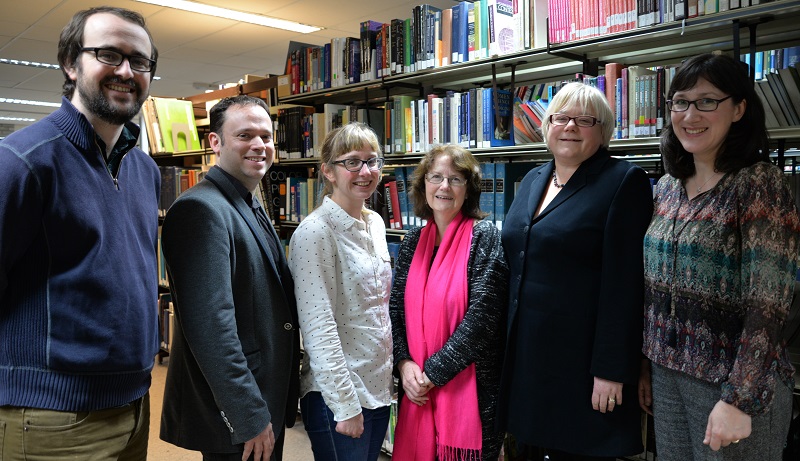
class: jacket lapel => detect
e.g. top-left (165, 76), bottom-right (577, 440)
top-left (204, 168), bottom-right (282, 281)
top-left (533, 149), bottom-right (611, 222)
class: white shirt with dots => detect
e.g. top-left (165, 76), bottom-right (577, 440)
top-left (288, 195), bottom-right (393, 422)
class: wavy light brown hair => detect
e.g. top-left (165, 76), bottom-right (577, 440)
top-left (408, 144), bottom-right (487, 220)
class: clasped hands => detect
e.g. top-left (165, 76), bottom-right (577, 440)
top-left (399, 359), bottom-right (434, 406)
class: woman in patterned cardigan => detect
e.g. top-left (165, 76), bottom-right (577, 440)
top-left (641, 53), bottom-right (800, 461)
top-left (389, 144), bottom-right (508, 461)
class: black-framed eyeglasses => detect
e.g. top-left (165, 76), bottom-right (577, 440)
top-left (425, 173), bottom-right (467, 187)
top-left (81, 47), bottom-right (156, 73)
top-left (331, 157), bottom-right (384, 172)
top-left (549, 114), bottom-right (601, 127)
top-left (666, 96), bottom-right (732, 112)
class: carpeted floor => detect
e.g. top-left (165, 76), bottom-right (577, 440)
top-left (148, 358), bottom-right (391, 460)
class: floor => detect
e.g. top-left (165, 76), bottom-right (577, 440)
top-left (147, 358), bottom-right (391, 460)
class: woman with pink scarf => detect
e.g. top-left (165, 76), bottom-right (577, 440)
top-left (389, 144), bottom-right (509, 461)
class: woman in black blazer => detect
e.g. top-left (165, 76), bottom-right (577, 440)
top-left (498, 82), bottom-right (654, 461)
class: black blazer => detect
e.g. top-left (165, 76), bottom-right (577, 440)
top-left (159, 167), bottom-right (300, 455)
top-left (498, 149), bottom-right (653, 457)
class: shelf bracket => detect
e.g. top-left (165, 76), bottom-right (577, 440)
top-left (545, 18), bottom-right (599, 76)
top-left (776, 138), bottom-right (786, 170)
top-left (363, 87), bottom-right (372, 126)
top-left (731, 16), bottom-right (773, 82)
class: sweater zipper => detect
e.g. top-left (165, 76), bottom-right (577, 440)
top-left (113, 151), bottom-right (130, 190)
top-left (96, 140), bottom-right (127, 190)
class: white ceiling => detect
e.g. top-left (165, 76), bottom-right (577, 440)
top-left (0, 0), bottom-right (456, 128)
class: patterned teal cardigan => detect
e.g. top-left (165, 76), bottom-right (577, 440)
top-left (643, 161), bottom-right (800, 416)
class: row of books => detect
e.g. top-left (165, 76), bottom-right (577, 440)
top-left (158, 165), bottom-right (207, 216)
top-left (275, 172), bottom-right (406, 231)
top-left (392, 161), bottom-right (537, 231)
top-left (549, 0), bottom-right (770, 44)
top-left (744, 47), bottom-right (800, 80)
top-left (273, 104), bottom-right (384, 159)
top-left (386, 89), bottom-right (515, 154)
top-left (259, 166), bottom-right (315, 224)
top-left (285, 0), bottom-right (547, 95)
top-left (141, 97), bottom-right (202, 155)
top-left (262, 158), bottom-right (538, 232)
top-left (275, 50), bottom-right (800, 160)
top-left (284, 0), bottom-right (778, 98)
top-left (275, 87), bottom-right (516, 159)
top-left (276, 63), bottom-right (669, 158)
top-left (754, 63), bottom-right (800, 128)
top-left (742, 47), bottom-right (800, 128)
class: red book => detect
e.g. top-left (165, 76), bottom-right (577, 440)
top-left (386, 179), bottom-right (403, 230)
top-left (604, 63), bottom-right (624, 122)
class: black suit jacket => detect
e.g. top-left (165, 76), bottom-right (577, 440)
top-left (498, 149), bottom-right (653, 457)
top-left (159, 166), bottom-right (300, 454)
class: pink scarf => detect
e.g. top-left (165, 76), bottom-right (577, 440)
top-left (393, 211), bottom-right (482, 461)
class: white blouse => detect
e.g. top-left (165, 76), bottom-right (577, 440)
top-left (288, 196), bottom-right (393, 421)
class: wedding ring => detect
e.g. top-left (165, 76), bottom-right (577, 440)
top-left (608, 398), bottom-right (616, 404)
top-left (732, 440), bottom-right (740, 444)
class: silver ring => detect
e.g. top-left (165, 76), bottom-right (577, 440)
top-left (608, 398), bottom-right (616, 404)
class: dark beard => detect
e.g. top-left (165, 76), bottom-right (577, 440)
top-left (80, 77), bottom-right (147, 126)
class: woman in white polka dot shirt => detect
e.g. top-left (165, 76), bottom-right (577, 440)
top-left (288, 122), bottom-right (393, 461)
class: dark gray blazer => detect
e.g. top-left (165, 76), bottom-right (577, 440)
top-left (159, 166), bottom-right (300, 454)
top-left (498, 149), bottom-right (653, 457)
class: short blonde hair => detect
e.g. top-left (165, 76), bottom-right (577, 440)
top-left (541, 82), bottom-right (614, 147)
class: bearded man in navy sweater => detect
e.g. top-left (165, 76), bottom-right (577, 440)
top-left (0, 6), bottom-right (160, 460)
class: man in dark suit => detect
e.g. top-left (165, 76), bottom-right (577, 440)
top-left (159, 95), bottom-right (300, 461)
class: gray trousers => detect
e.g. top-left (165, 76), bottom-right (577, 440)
top-left (651, 363), bottom-right (792, 461)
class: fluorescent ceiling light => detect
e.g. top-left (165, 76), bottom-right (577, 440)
top-left (0, 98), bottom-right (61, 108)
top-left (135, 0), bottom-right (322, 33)
top-left (0, 58), bottom-right (60, 70)
top-left (1, 57), bottom-right (161, 80)
top-left (0, 116), bottom-right (36, 122)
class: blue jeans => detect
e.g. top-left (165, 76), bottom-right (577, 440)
top-left (300, 391), bottom-right (390, 461)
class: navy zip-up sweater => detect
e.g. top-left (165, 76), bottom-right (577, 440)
top-left (0, 97), bottom-right (160, 411)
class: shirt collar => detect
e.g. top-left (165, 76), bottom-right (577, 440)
top-left (321, 195), bottom-right (371, 230)
top-left (94, 124), bottom-right (138, 158)
top-left (215, 166), bottom-right (258, 207)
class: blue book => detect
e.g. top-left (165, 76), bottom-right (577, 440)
top-left (482, 88), bottom-right (492, 148)
top-left (388, 242), bottom-right (402, 279)
top-left (394, 167), bottom-right (410, 228)
top-left (755, 51), bottom-right (765, 80)
top-left (480, 162), bottom-right (495, 226)
top-left (487, 88), bottom-right (515, 147)
top-left (453, 1), bottom-right (470, 64)
top-left (494, 161), bottom-right (536, 229)
top-left (323, 43), bottom-right (332, 88)
top-left (444, 90), bottom-right (454, 143)
top-left (615, 78), bottom-right (623, 139)
top-left (405, 165), bottom-right (419, 227)
top-left (451, 2), bottom-right (461, 64)
top-left (784, 46), bottom-right (800, 68)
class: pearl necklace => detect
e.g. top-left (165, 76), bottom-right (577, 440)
top-left (552, 172), bottom-right (566, 188)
